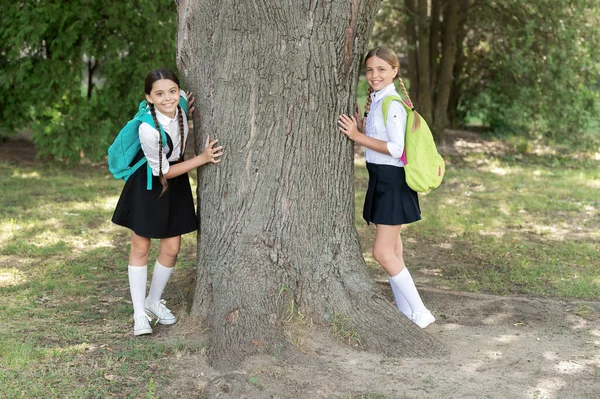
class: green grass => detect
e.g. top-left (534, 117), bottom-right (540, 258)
top-left (331, 313), bottom-right (362, 347)
top-left (0, 161), bottom-right (199, 398)
top-left (355, 144), bottom-right (600, 299)
top-left (0, 135), bottom-right (598, 397)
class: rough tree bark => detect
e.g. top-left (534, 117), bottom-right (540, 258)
top-left (403, 0), bottom-right (467, 142)
top-left (404, 0), bottom-right (419, 103)
top-left (176, 0), bottom-right (444, 370)
top-left (416, 0), bottom-right (433, 125)
top-left (431, 0), bottom-right (461, 141)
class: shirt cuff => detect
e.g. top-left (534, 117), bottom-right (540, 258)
top-left (387, 142), bottom-right (404, 159)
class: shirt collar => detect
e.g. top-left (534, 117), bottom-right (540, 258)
top-left (154, 106), bottom-right (179, 125)
top-left (371, 83), bottom-right (397, 104)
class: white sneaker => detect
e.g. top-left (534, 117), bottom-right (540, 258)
top-left (145, 299), bottom-right (177, 325)
top-left (133, 314), bottom-right (153, 336)
top-left (412, 310), bottom-right (435, 329)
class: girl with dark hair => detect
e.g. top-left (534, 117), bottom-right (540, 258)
top-left (337, 48), bottom-right (435, 328)
top-left (112, 68), bottom-right (223, 336)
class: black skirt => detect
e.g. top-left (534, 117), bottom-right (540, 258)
top-left (363, 163), bottom-right (421, 226)
top-left (111, 162), bottom-right (198, 239)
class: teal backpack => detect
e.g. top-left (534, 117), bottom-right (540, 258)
top-left (108, 95), bottom-right (188, 190)
top-left (382, 95), bottom-right (445, 193)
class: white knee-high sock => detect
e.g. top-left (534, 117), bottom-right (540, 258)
top-left (128, 265), bottom-right (147, 317)
top-left (388, 276), bottom-right (412, 317)
top-left (146, 260), bottom-right (174, 305)
top-left (389, 268), bottom-right (427, 313)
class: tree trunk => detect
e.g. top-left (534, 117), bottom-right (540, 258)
top-left (404, 0), bottom-right (419, 104)
top-left (429, 0), bottom-right (441, 93)
top-left (448, 1), bottom-right (469, 129)
top-left (416, 0), bottom-right (433, 126)
top-left (176, 0), bottom-right (443, 370)
top-left (432, 0), bottom-right (462, 142)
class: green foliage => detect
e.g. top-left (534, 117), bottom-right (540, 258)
top-left (461, 0), bottom-right (600, 147)
top-left (371, 0), bottom-right (600, 149)
top-left (0, 0), bottom-right (178, 162)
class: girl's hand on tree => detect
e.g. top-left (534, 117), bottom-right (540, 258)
top-left (354, 102), bottom-right (365, 133)
top-left (337, 114), bottom-right (361, 141)
top-left (200, 135), bottom-right (223, 164)
top-left (186, 91), bottom-right (196, 118)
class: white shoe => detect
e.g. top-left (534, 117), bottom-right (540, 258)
top-left (134, 314), bottom-right (153, 336)
top-left (412, 310), bottom-right (435, 329)
top-left (145, 299), bottom-right (177, 325)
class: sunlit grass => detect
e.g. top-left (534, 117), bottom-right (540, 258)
top-left (354, 145), bottom-right (600, 299)
top-left (0, 160), bottom-right (200, 398)
top-left (0, 135), bottom-right (598, 397)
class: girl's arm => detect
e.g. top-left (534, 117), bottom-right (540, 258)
top-left (164, 136), bottom-right (222, 179)
top-left (337, 114), bottom-right (390, 155)
top-left (383, 101), bottom-right (406, 159)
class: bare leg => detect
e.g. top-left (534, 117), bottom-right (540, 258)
top-left (157, 236), bottom-right (181, 268)
top-left (129, 232), bottom-right (151, 266)
top-left (372, 224), bottom-right (404, 276)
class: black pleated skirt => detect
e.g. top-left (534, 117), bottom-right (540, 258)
top-left (363, 163), bottom-right (421, 226)
top-left (111, 163), bottom-right (197, 239)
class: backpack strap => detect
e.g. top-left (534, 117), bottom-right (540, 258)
top-left (381, 95), bottom-right (404, 126)
top-left (135, 94), bottom-right (188, 190)
top-left (138, 113), bottom-right (169, 190)
top-left (381, 94), bottom-right (408, 165)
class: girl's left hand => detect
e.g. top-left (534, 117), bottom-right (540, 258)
top-left (338, 114), bottom-right (361, 141)
top-left (186, 91), bottom-right (196, 118)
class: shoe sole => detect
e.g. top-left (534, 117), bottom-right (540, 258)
top-left (134, 328), bottom-right (153, 336)
top-left (417, 317), bottom-right (435, 329)
top-left (145, 309), bottom-right (177, 325)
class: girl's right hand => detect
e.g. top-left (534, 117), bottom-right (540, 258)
top-left (337, 114), bottom-right (361, 141)
top-left (200, 135), bottom-right (223, 164)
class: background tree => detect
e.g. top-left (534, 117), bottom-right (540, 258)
top-left (460, 0), bottom-right (600, 145)
top-left (176, 0), bottom-right (444, 370)
top-left (371, 0), bottom-right (600, 147)
top-left (0, 0), bottom-right (179, 161)
top-left (372, 0), bottom-right (467, 141)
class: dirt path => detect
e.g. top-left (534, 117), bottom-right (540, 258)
top-left (158, 286), bottom-right (600, 399)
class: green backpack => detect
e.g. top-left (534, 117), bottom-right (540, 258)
top-left (382, 95), bottom-right (445, 193)
top-left (108, 95), bottom-right (188, 190)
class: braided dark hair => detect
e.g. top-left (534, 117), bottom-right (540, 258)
top-left (177, 105), bottom-right (184, 161)
top-left (148, 103), bottom-right (168, 196)
top-left (144, 68), bottom-right (183, 196)
top-left (365, 86), bottom-right (374, 115)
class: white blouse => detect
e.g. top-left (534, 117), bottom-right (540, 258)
top-left (139, 90), bottom-right (189, 176)
top-left (364, 83), bottom-right (407, 167)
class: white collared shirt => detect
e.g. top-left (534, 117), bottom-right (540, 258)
top-left (139, 90), bottom-right (189, 176)
top-left (364, 83), bottom-right (407, 167)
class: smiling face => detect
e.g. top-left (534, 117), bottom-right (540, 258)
top-left (365, 55), bottom-right (398, 92)
top-left (145, 79), bottom-right (179, 118)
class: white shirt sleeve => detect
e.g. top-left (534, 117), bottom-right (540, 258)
top-left (139, 122), bottom-right (170, 176)
top-left (385, 100), bottom-right (407, 159)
